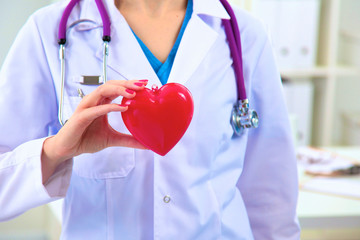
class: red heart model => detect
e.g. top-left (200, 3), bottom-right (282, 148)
top-left (121, 83), bottom-right (194, 156)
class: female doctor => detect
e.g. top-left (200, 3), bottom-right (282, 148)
top-left (0, 0), bottom-right (300, 239)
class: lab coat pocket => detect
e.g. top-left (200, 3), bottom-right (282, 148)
top-left (73, 147), bottom-right (135, 179)
top-left (63, 95), bottom-right (135, 179)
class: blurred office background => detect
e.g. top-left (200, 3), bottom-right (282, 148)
top-left (235, 0), bottom-right (360, 148)
top-left (0, 0), bottom-right (359, 239)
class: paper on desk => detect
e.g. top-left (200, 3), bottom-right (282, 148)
top-left (297, 147), bottom-right (359, 175)
top-left (301, 177), bottom-right (360, 199)
top-left (297, 147), bottom-right (360, 199)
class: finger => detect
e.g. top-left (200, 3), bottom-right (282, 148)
top-left (76, 103), bottom-right (129, 126)
top-left (98, 80), bottom-right (148, 106)
top-left (108, 132), bottom-right (148, 150)
top-left (78, 80), bottom-right (148, 109)
top-left (105, 79), bottom-right (149, 93)
top-left (78, 84), bottom-right (132, 109)
top-left (107, 79), bottom-right (149, 89)
top-left (79, 103), bottom-right (148, 150)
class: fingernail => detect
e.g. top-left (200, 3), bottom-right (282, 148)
top-left (118, 104), bottom-right (129, 107)
top-left (126, 89), bottom-right (135, 94)
top-left (139, 79), bottom-right (148, 83)
top-left (134, 82), bottom-right (144, 87)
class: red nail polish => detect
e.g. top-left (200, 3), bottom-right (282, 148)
top-left (124, 100), bottom-right (133, 105)
top-left (139, 79), bottom-right (148, 83)
top-left (126, 89), bottom-right (135, 94)
top-left (134, 82), bottom-right (144, 86)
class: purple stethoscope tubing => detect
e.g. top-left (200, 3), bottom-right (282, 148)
top-left (219, 0), bottom-right (246, 101)
top-left (57, 0), bottom-right (245, 101)
top-left (57, 0), bottom-right (258, 133)
top-left (219, 0), bottom-right (258, 135)
top-left (58, 0), bottom-right (111, 44)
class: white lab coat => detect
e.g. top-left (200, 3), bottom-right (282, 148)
top-left (0, 0), bottom-right (300, 239)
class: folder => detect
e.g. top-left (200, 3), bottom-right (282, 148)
top-left (251, 0), bottom-right (321, 69)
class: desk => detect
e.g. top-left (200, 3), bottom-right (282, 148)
top-left (297, 147), bottom-right (360, 239)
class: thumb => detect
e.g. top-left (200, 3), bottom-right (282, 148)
top-left (108, 130), bottom-right (148, 150)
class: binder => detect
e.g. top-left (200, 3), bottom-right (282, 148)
top-left (282, 80), bottom-right (314, 146)
top-left (251, 0), bottom-right (321, 69)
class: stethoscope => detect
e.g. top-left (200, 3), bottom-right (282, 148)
top-left (57, 0), bottom-right (258, 136)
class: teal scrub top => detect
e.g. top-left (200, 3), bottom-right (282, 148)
top-left (132, 0), bottom-right (193, 85)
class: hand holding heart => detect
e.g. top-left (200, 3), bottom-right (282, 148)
top-left (41, 80), bottom-right (148, 183)
top-left (41, 80), bottom-right (193, 183)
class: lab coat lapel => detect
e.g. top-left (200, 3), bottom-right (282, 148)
top-left (167, 0), bottom-right (230, 85)
top-left (95, 19), bottom-right (160, 85)
top-left (167, 14), bottom-right (218, 85)
top-left (87, 0), bottom-right (231, 86)
top-left (95, 21), bottom-right (160, 85)
top-left (93, 1), bottom-right (160, 86)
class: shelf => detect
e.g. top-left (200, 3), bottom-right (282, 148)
top-left (280, 67), bottom-right (329, 79)
top-left (280, 66), bottom-right (359, 79)
top-left (334, 66), bottom-right (360, 77)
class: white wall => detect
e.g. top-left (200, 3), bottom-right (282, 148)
top-left (0, 0), bottom-right (56, 67)
top-left (334, 0), bottom-right (360, 145)
top-left (339, 0), bottom-right (360, 35)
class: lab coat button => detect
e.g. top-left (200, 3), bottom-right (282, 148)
top-left (163, 195), bottom-right (171, 203)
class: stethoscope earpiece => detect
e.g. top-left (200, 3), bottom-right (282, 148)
top-left (231, 99), bottom-right (259, 136)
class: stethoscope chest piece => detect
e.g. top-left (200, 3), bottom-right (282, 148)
top-left (231, 99), bottom-right (259, 135)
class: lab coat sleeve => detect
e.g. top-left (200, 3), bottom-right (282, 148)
top-left (236, 21), bottom-right (301, 239)
top-left (0, 15), bottom-right (72, 221)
